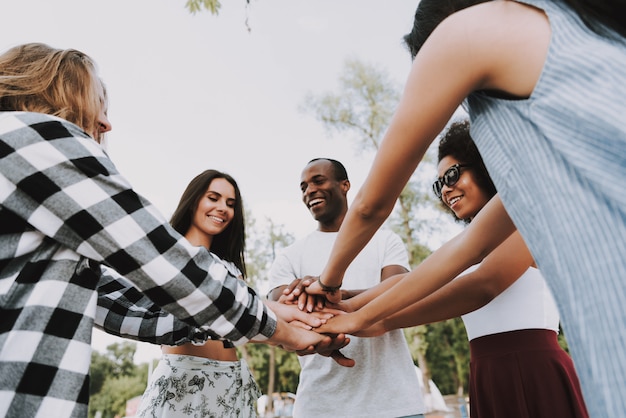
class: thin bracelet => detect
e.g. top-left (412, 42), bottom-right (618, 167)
top-left (318, 276), bottom-right (341, 293)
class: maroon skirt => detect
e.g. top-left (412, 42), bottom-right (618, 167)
top-left (469, 329), bottom-right (589, 418)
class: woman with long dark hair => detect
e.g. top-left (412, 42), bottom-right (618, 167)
top-left (138, 169), bottom-right (260, 417)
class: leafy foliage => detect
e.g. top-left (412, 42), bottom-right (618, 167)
top-left (89, 342), bottom-right (149, 418)
top-left (184, 0), bottom-right (252, 15)
top-left (423, 319), bottom-right (470, 395)
top-left (243, 344), bottom-right (301, 394)
top-left (185, 0), bottom-right (221, 15)
top-left (243, 216), bottom-right (300, 406)
top-left (301, 59), bottom-right (400, 154)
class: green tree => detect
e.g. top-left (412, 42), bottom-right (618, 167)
top-left (424, 319), bottom-right (470, 395)
top-left (185, 0), bottom-right (252, 15)
top-left (89, 370), bottom-right (148, 418)
top-left (89, 350), bottom-right (114, 396)
top-left (89, 342), bottom-right (148, 418)
top-left (185, 0), bottom-right (222, 15)
top-left (243, 215), bottom-right (298, 414)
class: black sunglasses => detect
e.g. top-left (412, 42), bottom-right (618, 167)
top-left (432, 164), bottom-right (472, 198)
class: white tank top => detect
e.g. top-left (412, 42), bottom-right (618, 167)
top-left (461, 265), bottom-right (560, 341)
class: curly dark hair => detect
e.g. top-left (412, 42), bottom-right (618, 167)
top-left (437, 119), bottom-right (496, 223)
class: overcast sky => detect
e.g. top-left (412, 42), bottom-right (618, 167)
top-left (2, 0), bottom-right (465, 363)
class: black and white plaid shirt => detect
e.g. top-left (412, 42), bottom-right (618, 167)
top-left (0, 111), bottom-right (276, 417)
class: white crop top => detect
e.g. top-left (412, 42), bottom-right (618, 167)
top-left (461, 265), bottom-right (560, 341)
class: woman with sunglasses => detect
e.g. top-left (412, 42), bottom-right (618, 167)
top-left (323, 120), bottom-right (588, 418)
top-left (430, 121), bottom-right (587, 417)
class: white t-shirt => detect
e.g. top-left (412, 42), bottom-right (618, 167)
top-left (460, 265), bottom-right (560, 341)
top-left (268, 229), bottom-right (426, 418)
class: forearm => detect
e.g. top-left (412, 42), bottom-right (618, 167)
top-left (321, 202), bottom-right (390, 288)
top-left (1, 114), bottom-right (276, 343)
top-left (381, 272), bottom-right (496, 330)
top-left (343, 274), bottom-right (406, 310)
top-left (358, 199), bottom-right (516, 327)
top-left (96, 265), bottom-right (214, 345)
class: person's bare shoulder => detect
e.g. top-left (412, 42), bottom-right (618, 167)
top-left (433, 1), bottom-right (551, 96)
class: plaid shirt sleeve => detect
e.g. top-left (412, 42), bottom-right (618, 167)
top-left (0, 112), bottom-right (276, 345)
top-left (96, 264), bottom-right (220, 345)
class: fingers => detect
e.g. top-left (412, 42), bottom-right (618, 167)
top-left (288, 320), bottom-right (315, 330)
top-left (289, 306), bottom-right (325, 328)
top-left (295, 334), bottom-right (355, 368)
top-left (297, 291), bottom-right (308, 311)
top-left (329, 350), bottom-right (356, 368)
top-left (305, 293), bottom-right (317, 313)
top-left (315, 294), bottom-right (325, 311)
top-left (316, 307), bottom-right (346, 316)
top-left (284, 278), bottom-right (303, 296)
top-left (315, 333), bottom-right (349, 354)
top-left (284, 276), bottom-right (315, 298)
top-left (278, 293), bottom-right (297, 304)
top-left (313, 335), bottom-right (355, 367)
top-left (309, 311), bottom-right (334, 321)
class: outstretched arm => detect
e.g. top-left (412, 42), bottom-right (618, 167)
top-left (1, 114), bottom-right (278, 345)
top-left (314, 2), bottom-right (547, 302)
top-left (95, 265), bottom-right (208, 345)
top-left (377, 230), bottom-right (532, 332)
top-left (317, 195), bottom-right (517, 335)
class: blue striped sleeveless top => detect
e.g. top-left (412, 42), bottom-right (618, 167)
top-left (467, 1), bottom-right (626, 417)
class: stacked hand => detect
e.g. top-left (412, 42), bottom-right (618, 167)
top-left (277, 279), bottom-right (389, 340)
top-left (264, 299), bottom-right (355, 367)
top-left (268, 278), bottom-right (358, 367)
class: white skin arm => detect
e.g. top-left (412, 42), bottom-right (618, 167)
top-left (310, 2), bottom-right (549, 304)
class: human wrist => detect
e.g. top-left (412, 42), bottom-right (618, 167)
top-left (318, 276), bottom-right (341, 293)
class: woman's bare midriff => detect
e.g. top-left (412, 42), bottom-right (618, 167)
top-left (162, 340), bottom-right (238, 362)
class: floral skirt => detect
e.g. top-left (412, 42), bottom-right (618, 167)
top-left (137, 353), bottom-right (261, 418)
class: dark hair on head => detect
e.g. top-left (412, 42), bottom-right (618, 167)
top-left (563, 0), bottom-right (626, 39)
top-left (170, 169), bottom-right (247, 278)
top-left (437, 119), bottom-right (496, 223)
top-left (403, 0), bottom-right (490, 59)
top-left (403, 0), bottom-right (626, 60)
top-left (308, 158), bottom-right (349, 182)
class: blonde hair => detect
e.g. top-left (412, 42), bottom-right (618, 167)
top-left (0, 43), bottom-right (104, 142)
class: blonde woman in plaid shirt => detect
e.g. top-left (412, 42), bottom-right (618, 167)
top-left (0, 43), bottom-right (344, 418)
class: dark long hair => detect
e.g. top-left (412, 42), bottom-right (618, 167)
top-left (437, 119), bottom-right (496, 223)
top-left (170, 169), bottom-right (247, 277)
top-left (403, 0), bottom-right (625, 60)
top-left (563, 0), bottom-right (626, 38)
